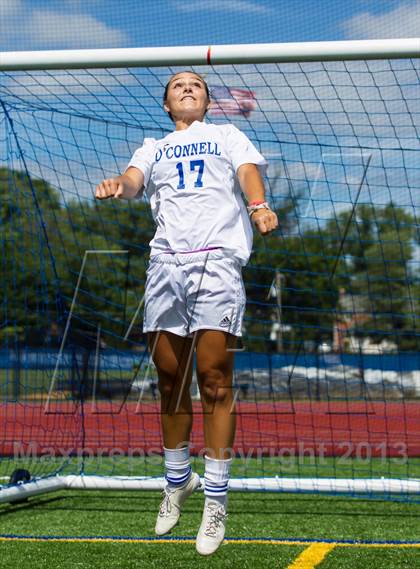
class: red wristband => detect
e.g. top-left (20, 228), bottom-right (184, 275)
top-left (248, 200), bottom-right (265, 206)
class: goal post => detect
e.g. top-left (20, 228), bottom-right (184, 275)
top-left (1, 39), bottom-right (419, 504)
top-left (1, 38), bottom-right (419, 69)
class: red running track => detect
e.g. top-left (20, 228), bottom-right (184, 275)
top-left (1, 401), bottom-right (419, 457)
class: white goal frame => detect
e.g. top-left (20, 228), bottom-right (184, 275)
top-left (1, 38), bottom-right (419, 503)
top-left (0, 39), bottom-right (419, 70)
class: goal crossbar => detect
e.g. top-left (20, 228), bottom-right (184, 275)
top-left (0, 38), bottom-right (419, 70)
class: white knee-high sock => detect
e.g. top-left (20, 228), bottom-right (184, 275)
top-left (204, 455), bottom-right (232, 508)
top-left (164, 446), bottom-right (191, 488)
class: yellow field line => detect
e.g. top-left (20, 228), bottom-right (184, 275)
top-left (226, 540), bottom-right (420, 549)
top-left (286, 543), bottom-right (336, 568)
top-left (0, 536), bottom-right (419, 548)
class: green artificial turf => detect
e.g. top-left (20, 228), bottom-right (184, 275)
top-left (0, 490), bottom-right (419, 568)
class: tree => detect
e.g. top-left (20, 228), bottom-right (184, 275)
top-left (0, 167), bottom-right (156, 348)
top-left (324, 203), bottom-right (418, 350)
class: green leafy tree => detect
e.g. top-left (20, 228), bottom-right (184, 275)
top-left (324, 203), bottom-right (418, 350)
top-left (0, 167), bottom-right (155, 348)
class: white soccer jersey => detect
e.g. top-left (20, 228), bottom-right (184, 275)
top-left (127, 120), bottom-right (267, 266)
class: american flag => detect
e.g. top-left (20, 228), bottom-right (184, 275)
top-left (209, 86), bottom-right (257, 117)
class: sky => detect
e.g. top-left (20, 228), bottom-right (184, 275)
top-left (0, 0), bottom-right (419, 51)
top-left (0, 0), bottom-right (419, 220)
top-left (0, 0), bottom-right (418, 355)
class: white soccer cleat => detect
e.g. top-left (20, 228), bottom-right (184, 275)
top-left (195, 499), bottom-right (228, 556)
top-left (155, 472), bottom-right (201, 536)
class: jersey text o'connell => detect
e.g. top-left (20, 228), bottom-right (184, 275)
top-left (155, 142), bottom-right (221, 162)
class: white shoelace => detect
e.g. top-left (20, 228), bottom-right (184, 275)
top-left (159, 476), bottom-right (194, 517)
top-left (204, 504), bottom-right (227, 537)
top-left (159, 489), bottom-right (175, 516)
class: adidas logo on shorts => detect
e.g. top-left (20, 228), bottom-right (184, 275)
top-left (219, 315), bottom-right (231, 328)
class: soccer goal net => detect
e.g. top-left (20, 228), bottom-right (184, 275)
top-left (1, 40), bottom-right (419, 503)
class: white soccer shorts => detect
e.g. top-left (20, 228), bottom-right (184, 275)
top-left (143, 250), bottom-right (246, 337)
